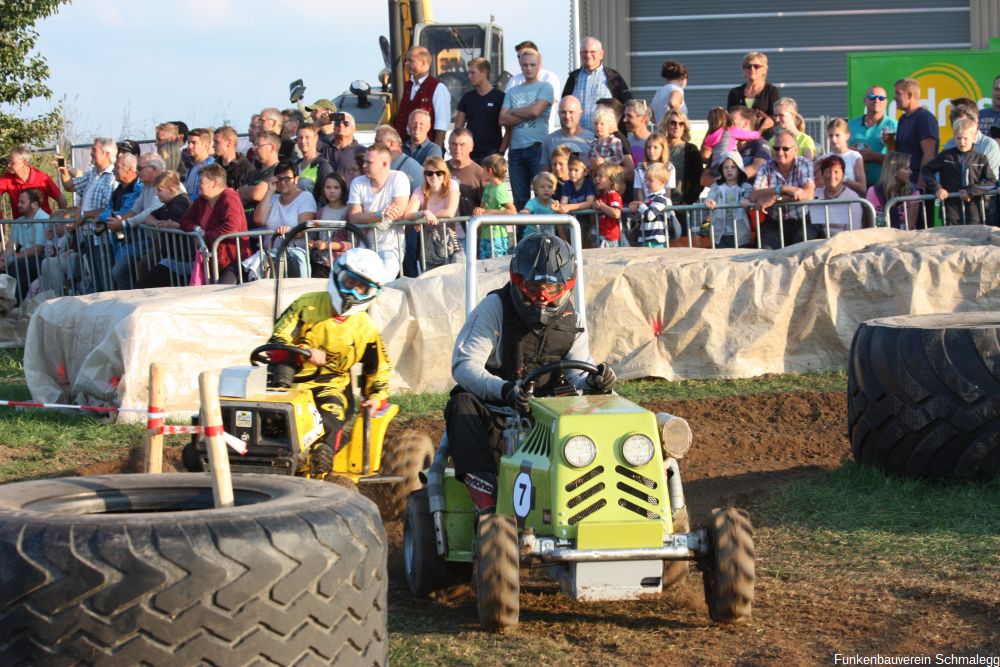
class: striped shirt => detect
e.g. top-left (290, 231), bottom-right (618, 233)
top-left (637, 190), bottom-right (671, 247)
top-left (71, 166), bottom-right (117, 214)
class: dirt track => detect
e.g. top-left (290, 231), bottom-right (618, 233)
top-left (78, 390), bottom-right (1000, 664)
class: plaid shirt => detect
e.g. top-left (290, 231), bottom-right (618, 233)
top-left (71, 166), bottom-right (117, 214)
top-left (588, 135), bottom-right (624, 165)
top-left (573, 64), bottom-right (612, 132)
top-left (753, 158), bottom-right (814, 220)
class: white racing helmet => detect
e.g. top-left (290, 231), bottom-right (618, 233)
top-left (327, 248), bottom-right (386, 316)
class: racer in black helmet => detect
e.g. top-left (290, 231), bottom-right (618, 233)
top-left (507, 232), bottom-right (577, 328)
top-left (445, 232), bottom-right (617, 514)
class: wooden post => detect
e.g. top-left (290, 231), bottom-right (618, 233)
top-left (144, 363), bottom-right (165, 473)
top-left (199, 370), bottom-right (234, 508)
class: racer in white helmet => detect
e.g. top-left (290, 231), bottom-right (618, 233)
top-left (268, 247), bottom-right (393, 456)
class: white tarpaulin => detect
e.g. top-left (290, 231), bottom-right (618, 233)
top-left (22, 226), bottom-right (1000, 421)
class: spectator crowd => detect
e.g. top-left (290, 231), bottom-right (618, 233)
top-left (2, 40), bottom-right (998, 302)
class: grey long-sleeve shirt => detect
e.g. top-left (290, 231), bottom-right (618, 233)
top-left (451, 291), bottom-right (594, 401)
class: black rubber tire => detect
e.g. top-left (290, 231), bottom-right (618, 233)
top-left (848, 313), bottom-right (1000, 480)
top-left (403, 489), bottom-right (471, 598)
top-left (701, 507), bottom-right (755, 623)
top-left (382, 431), bottom-right (435, 519)
top-left (0, 473), bottom-right (388, 665)
top-left (181, 441), bottom-right (203, 472)
top-left (475, 514), bottom-right (520, 632)
top-left (662, 506), bottom-right (690, 591)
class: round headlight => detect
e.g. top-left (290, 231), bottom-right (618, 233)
top-left (622, 434), bottom-right (655, 467)
top-left (563, 435), bottom-right (597, 468)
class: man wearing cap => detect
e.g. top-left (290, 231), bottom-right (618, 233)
top-left (184, 128), bottom-right (217, 201)
top-left (0, 145), bottom-right (65, 215)
top-left (394, 46), bottom-right (451, 148)
top-left (319, 111), bottom-right (366, 180)
top-left (306, 99), bottom-right (338, 151)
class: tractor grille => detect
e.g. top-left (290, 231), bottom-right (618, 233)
top-left (520, 422), bottom-right (551, 457)
top-left (568, 498), bottom-right (607, 525)
top-left (566, 481), bottom-right (605, 508)
top-left (565, 465), bottom-right (604, 492)
top-left (616, 465), bottom-right (657, 490)
top-left (618, 498), bottom-right (660, 520)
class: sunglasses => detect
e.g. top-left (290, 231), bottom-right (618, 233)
top-left (424, 170), bottom-right (446, 177)
top-left (774, 145), bottom-right (795, 152)
top-left (667, 120), bottom-right (685, 126)
top-left (275, 176), bottom-right (295, 183)
top-left (743, 63), bottom-right (764, 70)
top-left (866, 94), bottom-right (887, 101)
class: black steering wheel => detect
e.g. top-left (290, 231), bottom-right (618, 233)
top-left (250, 343), bottom-right (321, 383)
top-left (521, 360), bottom-right (599, 394)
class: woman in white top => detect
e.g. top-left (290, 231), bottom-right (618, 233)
top-left (254, 160), bottom-right (317, 246)
top-left (651, 60), bottom-right (688, 125)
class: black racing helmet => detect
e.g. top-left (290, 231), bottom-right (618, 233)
top-left (508, 232), bottom-right (577, 327)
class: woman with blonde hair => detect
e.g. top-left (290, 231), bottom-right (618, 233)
top-left (769, 97), bottom-right (815, 159)
top-left (403, 155), bottom-right (463, 269)
top-left (660, 110), bottom-right (705, 209)
top-left (726, 51), bottom-right (778, 136)
top-left (866, 151), bottom-right (919, 229)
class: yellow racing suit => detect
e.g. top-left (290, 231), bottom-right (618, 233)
top-left (270, 291), bottom-right (392, 450)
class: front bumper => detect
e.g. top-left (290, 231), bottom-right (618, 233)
top-left (528, 530), bottom-right (708, 562)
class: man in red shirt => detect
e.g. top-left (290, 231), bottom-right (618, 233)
top-left (0, 146), bottom-right (66, 215)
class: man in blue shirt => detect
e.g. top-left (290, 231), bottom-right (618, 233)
top-left (893, 78), bottom-right (939, 188)
top-left (848, 85), bottom-right (897, 186)
top-left (500, 48), bottom-right (554, 213)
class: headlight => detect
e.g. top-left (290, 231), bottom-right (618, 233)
top-left (621, 434), bottom-right (655, 467)
top-left (563, 435), bottom-right (597, 468)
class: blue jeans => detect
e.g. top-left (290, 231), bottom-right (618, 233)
top-left (508, 143), bottom-right (543, 214)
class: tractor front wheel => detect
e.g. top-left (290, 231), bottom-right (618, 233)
top-left (382, 431), bottom-right (435, 518)
top-left (475, 514), bottom-right (520, 632)
top-left (701, 507), bottom-right (755, 623)
top-left (403, 489), bottom-right (471, 598)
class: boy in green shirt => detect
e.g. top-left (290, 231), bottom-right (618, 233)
top-left (473, 154), bottom-right (517, 258)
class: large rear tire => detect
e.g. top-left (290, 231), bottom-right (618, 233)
top-left (849, 313), bottom-right (1000, 480)
top-left (701, 507), bottom-right (755, 623)
top-left (0, 473), bottom-right (388, 665)
top-left (382, 431), bottom-right (435, 518)
top-left (475, 514), bottom-right (520, 632)
top-left (403, 489), bottom-right (471, 598)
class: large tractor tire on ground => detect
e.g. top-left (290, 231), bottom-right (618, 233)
top-left (848, 313), bottom-right (1000, 480)
top-left (403, 489), bottom-right (472, 598)
top-left (475, 514), bottom-right (520, 632)
top-left (381, 430), bottom-right (435, 518)
top-left (661, 506), bottom-right (690, 592)
top-left (0, 473), bottom-right (388, 666)
top-left (701, 507), bottom-right (755, 623)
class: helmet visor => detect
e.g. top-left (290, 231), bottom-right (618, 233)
top-left (338, 268), bottom-right (380, 301)
top-left (513, 274), bottom-right (575, 305)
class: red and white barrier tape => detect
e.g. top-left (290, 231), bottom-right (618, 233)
top-left (0, 399), bottom-right (247, 455)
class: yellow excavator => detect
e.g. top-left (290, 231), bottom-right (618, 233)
top-left (292, 1), bottom-right (506, 133)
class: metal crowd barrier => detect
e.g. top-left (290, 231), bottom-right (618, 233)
top-left (0, 216), bottom-right (212, 305)
top-left (883, 189), bottom-right (998, 230)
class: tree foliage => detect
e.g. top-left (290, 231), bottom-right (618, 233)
top-left (0, 0), bottom-right (71, 158)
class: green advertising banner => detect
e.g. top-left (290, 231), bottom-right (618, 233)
top-left (847, 49), bottom-right (998, 143)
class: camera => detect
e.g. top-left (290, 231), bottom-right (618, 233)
top-left (56, 156), bottom-right (66, 168)
top-left (332, 112), bottom-right (346, 123)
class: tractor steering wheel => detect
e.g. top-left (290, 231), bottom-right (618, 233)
top-left (520, 360), bottom-right (600, 395)
top-left (250, 343), bottom-right (322, 383)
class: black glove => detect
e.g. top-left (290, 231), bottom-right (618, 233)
top-left (501, 381), bottom-right (531, 413)
top-left (587, 363), bottom-right (617, 393)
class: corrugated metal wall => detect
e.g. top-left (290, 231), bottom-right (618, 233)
top-left (622, 0), bottom-right (972, 121)
top-left (970, 0), bottom-right (1000, 49)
